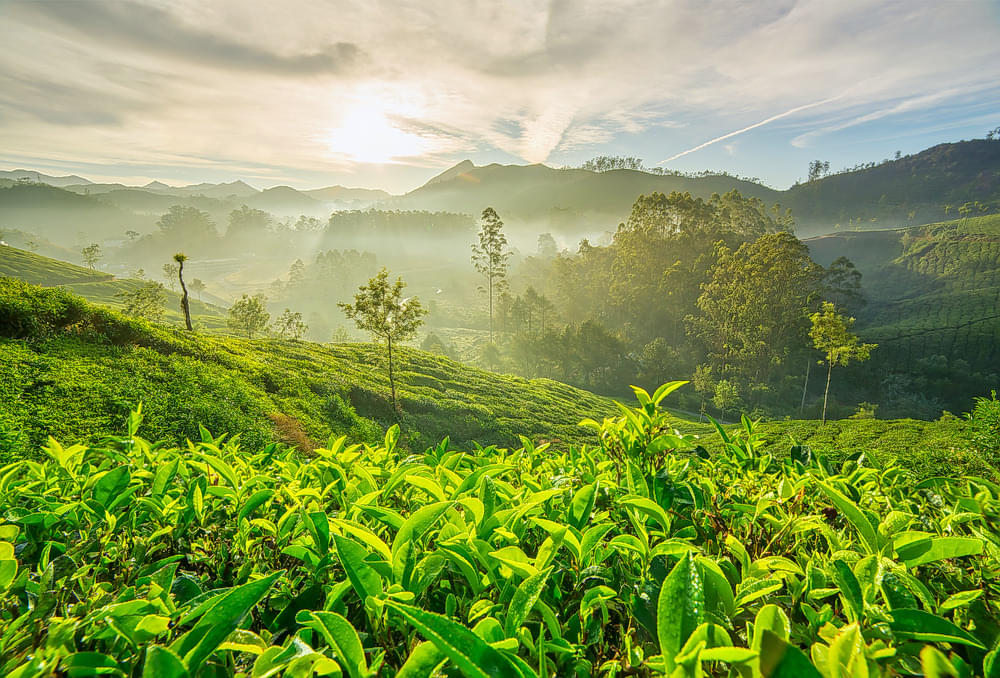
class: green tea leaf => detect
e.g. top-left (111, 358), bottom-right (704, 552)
top-left (504, 566), bottom-right (552, 637)
top-left (387, 601), bottom-right (522, 678)
top-left (817, 481), bottom-right (880, 553)
top-left (759, 629), bottom-right (822, 678)
top-left (657, 552), bottom-right (705, 672)
top-left (295, 610), bottom-right (367, 678)
top-left (169, 571), bottom-right (283, 672)
top-left (889, 609), bottom-right (986, 648)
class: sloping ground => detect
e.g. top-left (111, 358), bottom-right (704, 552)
top-left (0, 245), bottom-right (228, 330)
top-left (0, 244), bottom-right (112, 285)
top-left (1, 279), bottom-right (988, 479)
top-left (806, 215), bottom-right (1000, 409)
top-left (0, 278), bottom-right (624, 459)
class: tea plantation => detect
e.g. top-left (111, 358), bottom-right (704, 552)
top-left (1, 386), bottom-right (999, 677)
top-left (1, 277), bottom-right (990, 480)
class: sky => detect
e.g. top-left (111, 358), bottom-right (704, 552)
top-left (1, 0), bottom-right (999, 194)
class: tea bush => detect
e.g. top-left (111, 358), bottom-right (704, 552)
top-left (1, 385), bottom-right (998, 677)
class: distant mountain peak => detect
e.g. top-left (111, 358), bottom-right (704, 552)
top-left (423, 160), bottom-right (476, 187)
top-left (144, 180), bottom-right (170, 189)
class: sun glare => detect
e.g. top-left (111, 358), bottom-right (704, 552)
top-left (324, 104), bottom-right (435, 164)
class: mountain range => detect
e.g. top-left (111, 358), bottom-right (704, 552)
top-left (2, 138), bottom-right (998, 238)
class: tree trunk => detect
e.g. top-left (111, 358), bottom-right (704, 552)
top-left (799, 358), bottom-right (811, 416)
top-left (387, 335), bottom-right (398, 415)
top-left (822, 360), bottom-right (833, 425)
top-left (488, 274), bottom-right (494, 345)
top-left (177, 260), bottom-right (193, 331)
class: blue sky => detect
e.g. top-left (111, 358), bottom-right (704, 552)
top-left (1, 0), bottom-right (998, 193)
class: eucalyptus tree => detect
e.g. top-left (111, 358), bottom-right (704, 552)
top-left (339, 268), bottom-right (427, 413)
top-left (471, 207), bottom-right (511, 344)
top-left (173, 252), bottom-right (193, 331)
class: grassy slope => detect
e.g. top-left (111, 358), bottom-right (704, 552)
top-left (806, 215), bottom-right (1000, 380)
top-left (2, 280), bottom-right (990, 479)
top-left (0, 245), bottom-right (229, 330)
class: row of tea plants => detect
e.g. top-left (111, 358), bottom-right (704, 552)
top-left (1, 382), bottom-right (998, 677)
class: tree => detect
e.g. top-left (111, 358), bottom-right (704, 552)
top-left (273, 309), bottom-right (307, 340)
top-left (692, 364), bottom-right (715, 421)
top-left (157, 205), bottom-right (217, 240)
top-left (471, 207), bottom-right (511, 344)
top-left (809, 301), bottom-right (877, 424)
top-left (116, 282), bottom-right (166, 322)
top-left (228, 294), bottom-right (270, 339)
top-left (537, 232), bottom-right (558, 259)
top-left (81, 243), bottom-right (102, 269)
top-left (808, 160), bottom-right (830, 182)
top-left (689, 231), bottom-right (823, 394)
top-left (125, 230), bottom-right (140, 242)
top-left (339, 268), bottom-right (427, 413)
top-left (162, 263), bottom-right (179, 291)
top-left (712, 379), bottom-right (741, 422)
top-left (173, 253), bottom-right (193, 331)
top-left (822, 256), bottom-right (865, 311)
top-left (190, 278), bottom-right (206, 301)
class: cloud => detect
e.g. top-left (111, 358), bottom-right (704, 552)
top-left (0, 0), bottom-right (999, 188)
top-left (15, 1), bottom-right (360, 75)
top-left (658, 96), bottom-right (843, 164)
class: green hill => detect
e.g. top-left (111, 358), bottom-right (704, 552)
top-left (1, 278), bottom-right (989, 480)
top-left (0, 245), bottom-right (229, 330)
top-left (806, 214), bottom-right (1000, 413)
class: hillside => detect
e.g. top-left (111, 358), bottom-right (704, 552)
top-left (395, 161), bottom-right (782, 232)
top-left (785, 139), bottom-right (1000, 231)
top-left (806, 214), bottom-right (1000, 412)
top-left (0, 245), bottom-right (229, 330)
top-left (0, 181), bottom-right (148, 240)
top-left (1, 278), bottom-right (989, 480)
top-left (5, 137), bottom-right (998, 242)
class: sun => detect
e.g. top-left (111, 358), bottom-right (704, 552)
top-left (324, 103), bottom-right (435, 164)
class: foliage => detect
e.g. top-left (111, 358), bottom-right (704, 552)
top-left (80, 242), bottom-right (102, 269)
top-left (2, 388), bottom-right (999, 678)
top-left (810, 302), bottom-right (877, 424)
top-left (229, 294), bottom-right (270, 339)
top-left (966, 391), bottom-right (1000, 464)
top-left (116, 280), bottom-right (168, 322)
top-left (340, 269), bottom-right (427, 413)
top-left (273, 309), bottom-right (308, 340)
top-left (471, 207), bottom-right (512, 343)
top-left (690, 231), bottom-right (823, 395)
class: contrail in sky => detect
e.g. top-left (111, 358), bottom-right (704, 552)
top-left (657, 95), bottom-right (843, 165)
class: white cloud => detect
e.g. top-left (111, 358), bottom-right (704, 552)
top-left (1, 0), bottom-right (998, 186)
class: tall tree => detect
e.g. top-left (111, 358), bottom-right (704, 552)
top-left (809, 301), bottom-right (877, 424)
top-left (81, 243), bottom-right (102, 269)
top-left (173, 253), bottom-right (193, 331)
top-left (471, 207), bottom-right (511, 344)
top-left (689, 231), bottom-right (823, 395)
top-left (228, 294), bottom-right (270, 339)
top-left (339, 268), bottom-right (427, 413)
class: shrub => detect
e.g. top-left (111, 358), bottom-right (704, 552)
top-left (966, 390), bottom-right (1000, 462)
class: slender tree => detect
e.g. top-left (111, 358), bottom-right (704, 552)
top-left (809, 301), bottom-right (877, 424)
top-left (81, 243), bottom-right (102, 269)
top-left (173, 253), bottom-right (193, 331)
top-left (471, 207), bottom-right (511, 344)
top-left (339, 268), bottom-right (427, 414)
